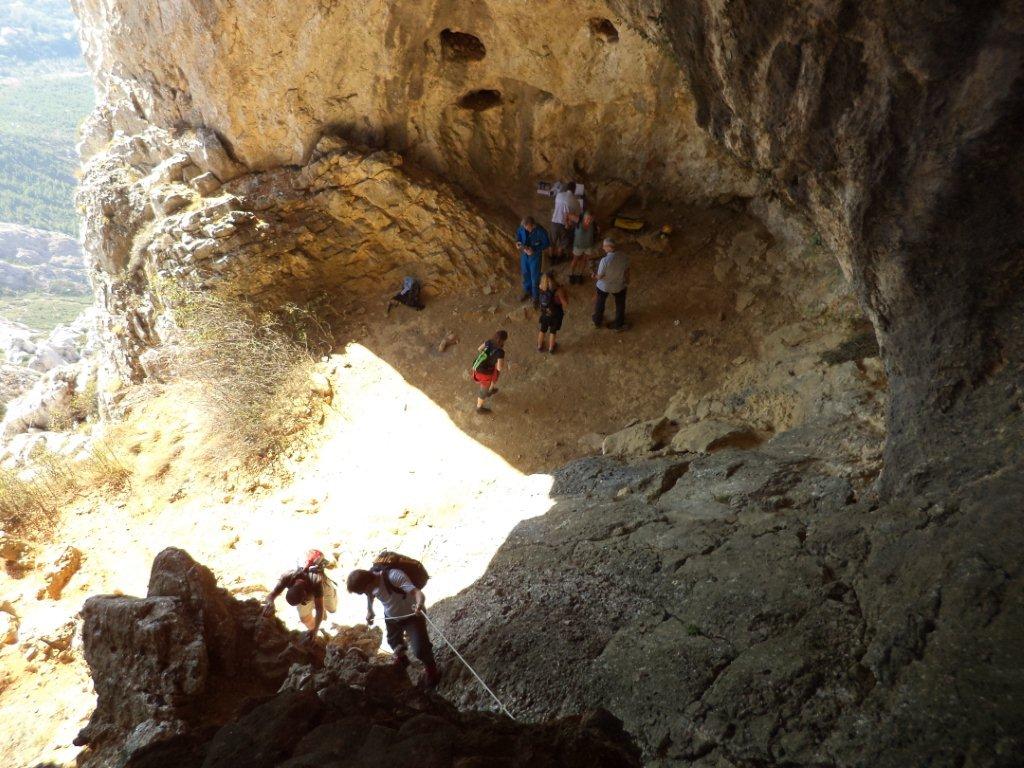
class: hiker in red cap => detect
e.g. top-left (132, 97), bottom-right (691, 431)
top-left (262, 549), bottom-right (338, 640)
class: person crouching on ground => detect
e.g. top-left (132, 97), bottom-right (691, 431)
top-left (471, 329), bottom-right (507, 413)
top-left (346, 568), bottom-right (441, 688)
top-left (537, 272), bottom-right (569, 354)
top-left (261, 549), bottom-right (338, 642)
top-left (570, 212), bottom-right (598, 284)
top-left (593, 237), bottom-right (630, 331)
top-left (516, 216), bottom-right (550, 306)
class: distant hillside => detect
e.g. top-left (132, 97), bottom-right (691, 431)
top-left (0, 0), bottom-right (80, 73)
top-left (0, 0), bottom-right (93, 236)
top-left (0, 222), bottom-right (87, 294)
top-left (0, 223), bottom-right (90, 330)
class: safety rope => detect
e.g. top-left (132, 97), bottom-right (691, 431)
top-left (379, 610), bottom-right (515, 720)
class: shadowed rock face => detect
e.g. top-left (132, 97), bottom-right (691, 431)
top-left (74, 548), bottom-right (641, 768)
top-left (638, 0), bottom-right (1024, 495)
top-left (433, 416), bottom-right (1024, 766)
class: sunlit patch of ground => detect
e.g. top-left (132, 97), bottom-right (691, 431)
top-left (0, 343), bottom-right (554, 766)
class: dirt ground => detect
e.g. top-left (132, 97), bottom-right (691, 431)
top-left (350, 204), bottom-right (779, 474)
top-left (0, 203), bottom-right (852, 766)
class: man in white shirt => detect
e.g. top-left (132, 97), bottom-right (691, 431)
top-left (550, 181), bottom-right (580, 263)
top-left (593, 237), bottom-right (630, 331)
top-left (346, 567), bottom-right (440, 687)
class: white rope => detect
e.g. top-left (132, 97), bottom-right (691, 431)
top-left (379, 610), bottom-right (515, 720)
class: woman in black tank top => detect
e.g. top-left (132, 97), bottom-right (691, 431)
top-left (537, 272), bottom-right (569, 354)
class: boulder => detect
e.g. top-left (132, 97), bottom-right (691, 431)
top-left (180, 128), bottom-right (245, 183)
top-left (75, 547), bottom-right (321, 767)
top-left (189, 172), bottom-right (222, 197)
top-left (36, 545), bottom-right (83, 600)
top-left (602, 418), bottom-right (676, 457)
top-left (150, 186), bottom-right (191, 216)
top-left (670, 419), bottom-right (761, 454)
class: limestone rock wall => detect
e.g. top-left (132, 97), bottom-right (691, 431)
top-left (70, 0), bottom-right (759, 213)
top-left (633, 0), bottom-right (1024, 495)
top-left (76, 121), bottom-right (511, 388)
top-left (75, 548), bottom-right (642, 768)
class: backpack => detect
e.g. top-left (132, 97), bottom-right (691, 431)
top-left (538, 288), bottom-right (555, 316)
top-left (372, 551), bottom-right (430, 591)
top-left (471, 341), bottom-right (495, 372)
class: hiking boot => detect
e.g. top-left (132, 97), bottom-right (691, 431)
top-left (487, 387), bottom-right (499, 397)
top-left (533, 300), bottom-right (540, 310)
top-left (537, 345), bottom-right (545, 352)
top-left (549, 344), bottom-right (558, 354)
top-left (476, 405), bottom-right (492, 414)
top-left (392, 653), bottom-right (410, 670)
top-left (613, 323), bottom-right (630, 333)
top-left (519, 292), bottom-right (531, 302)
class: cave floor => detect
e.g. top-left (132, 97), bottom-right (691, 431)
top-left (339, 204), bottom-right (817, 475)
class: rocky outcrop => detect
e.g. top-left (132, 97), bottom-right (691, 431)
top-left (75, 548), bottom-right (322, 767)
top-left (433, 414), bottom-right (1024, 766)
top-left (75, 121), bottom-right (513, 390)
top-left (75, 548), bottom-right (641, 768)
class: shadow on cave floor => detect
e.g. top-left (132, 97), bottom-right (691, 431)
top-left (330, 203), bottom-right (844, 475)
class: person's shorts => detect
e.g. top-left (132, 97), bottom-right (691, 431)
top-left (540, 310), bottom-right (564, 334)
top-left (296, 580), bottom-right (337, 621)
top-left (572, 247), bottom-right (594, 258)
top-left (472, 369), bottom-right (499, 391)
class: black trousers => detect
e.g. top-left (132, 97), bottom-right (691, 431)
top-left (593, 287), bottom-right (627, 328)
top-left (385, 615), bottom-right (436, 668)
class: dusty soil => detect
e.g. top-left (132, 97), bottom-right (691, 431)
top-left (0, 203), bottom-right (855, 766)
top-left (349, 204), bottom-right (787, 474)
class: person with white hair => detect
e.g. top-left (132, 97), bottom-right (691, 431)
top-left (592, 237), bottom-right (630, 331)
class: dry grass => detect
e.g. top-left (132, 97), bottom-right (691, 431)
top-left (0, 440), bottom-right (131, 541)
top-left (156, 282), bottom-right (330, 467)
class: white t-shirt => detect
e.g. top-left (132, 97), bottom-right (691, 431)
top-left (596, 251), bottom-right (629, 293)
top-left (551, 189), bottom-right (580, 226)
top-left (372, 568), bottom-right (418, 618)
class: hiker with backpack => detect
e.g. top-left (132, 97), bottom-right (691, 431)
top-left (515, 217), bottom-right (550, 306)
top-left (537, 272), bottom-right (569, 353)
top-left (261, 549), bottom-right (338, 641)
top-left (471, 329), bottom-right (507, 413)
top-left (346, 552), bottom-right (441, 688)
